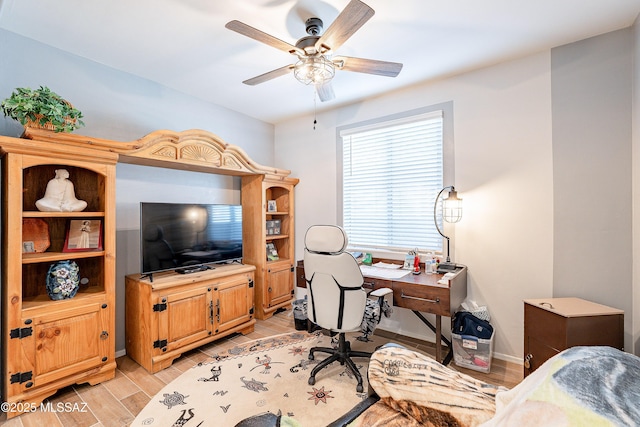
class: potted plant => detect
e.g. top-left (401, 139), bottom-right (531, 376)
top-left (1, 86), bottom-right (84, 133)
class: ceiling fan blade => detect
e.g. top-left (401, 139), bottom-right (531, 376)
top-left (226, 20), bottom-right (304, 56)
top-left (315, 0), bottom-right (374, 53)
top-left (315, 81), bottom-right (335, 102)
top-left (242, 64), bottom-right (295, 86)
top-left (333, 56), bottom-right (403, 77)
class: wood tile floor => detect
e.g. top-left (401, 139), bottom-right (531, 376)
top-left (1, 311), bottom-right (523, 427)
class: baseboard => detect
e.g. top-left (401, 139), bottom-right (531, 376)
top-left (492, 351), bottom-right (523, 365)
top-left (375, 325), bottom-right (523, 366)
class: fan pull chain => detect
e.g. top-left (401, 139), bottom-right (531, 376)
top-left (313, 89), bottom-right (317, 130)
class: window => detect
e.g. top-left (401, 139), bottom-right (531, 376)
top-left (339, 107), bottom-right (450, 253)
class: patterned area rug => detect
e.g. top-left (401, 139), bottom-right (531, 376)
top-left (131, 331), bottom-right (382, 427)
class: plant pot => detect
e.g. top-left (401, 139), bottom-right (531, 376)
top-left (46, 260), bottom-right (80, 300)
top-left (25, 101), bottom-right (78, 131)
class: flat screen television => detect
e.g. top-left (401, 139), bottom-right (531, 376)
top-left (140, 202), bottom-right (243, 276)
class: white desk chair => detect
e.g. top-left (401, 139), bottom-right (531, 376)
top-left (304, 225), bottom-right (391, 392)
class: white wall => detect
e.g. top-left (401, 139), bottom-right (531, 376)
top-left (276, 52), bottom-right (554, 362)
top-left (0, 29), bottom-right (274, 159)
top-left (551, 28), bottom-right (634, 345)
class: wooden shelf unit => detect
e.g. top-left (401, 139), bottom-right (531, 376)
top-left (1, 128), bottom-right (299, 408)
top-left (0, 136), bottom-right (118, 418)
top-left (242, 175), bottom-right (299, 319)
top-left (19, 128), bottom-right (300, 326)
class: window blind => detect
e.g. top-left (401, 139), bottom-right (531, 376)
top-left (341, 111), bottom-right (444, 252)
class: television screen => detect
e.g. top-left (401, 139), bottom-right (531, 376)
top-left (140, 202), bottom-right (243, 275)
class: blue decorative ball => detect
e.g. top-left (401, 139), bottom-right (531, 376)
top-left (46, 260), bottom-right (80, 300)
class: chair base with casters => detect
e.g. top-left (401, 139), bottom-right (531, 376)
top-left (308, 332), bottom-right (372, 393)
top-left (308, 288), bottom-right (393, 393)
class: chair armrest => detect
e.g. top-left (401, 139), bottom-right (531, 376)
top-left (369, 287), bottom-right (392, 297)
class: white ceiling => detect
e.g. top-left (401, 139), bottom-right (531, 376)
top-left (1, 0), bottom-right (639, 124)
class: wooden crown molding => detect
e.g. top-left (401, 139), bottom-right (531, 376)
top-left (22, 128), bottom-right (294, 179)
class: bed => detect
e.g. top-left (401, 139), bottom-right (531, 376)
top-left (335, 344), bottom-right (640, 427)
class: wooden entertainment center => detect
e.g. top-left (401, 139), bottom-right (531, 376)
top-left (125, 264), bottom-right (256, 373)
top-left (0, 128), bottom-right (298, 416)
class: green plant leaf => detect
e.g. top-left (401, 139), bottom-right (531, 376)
top-left (1, 86), bottom-right (84, 132)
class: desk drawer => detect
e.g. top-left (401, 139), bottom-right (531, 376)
top-left (362, 277), bottom-right (392, 292)
top-left (393, 282), bottom-right (450, 316)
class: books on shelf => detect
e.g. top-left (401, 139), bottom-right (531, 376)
top-left (266, 242), bottom-right (279, 261)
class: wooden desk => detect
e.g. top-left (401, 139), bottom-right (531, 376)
top-left (296, 260), bottom-right (467, 364)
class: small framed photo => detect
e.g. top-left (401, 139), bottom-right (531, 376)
top-left (266, 219), bottom-right (281, 235)
top-left (267, 200), bottom-right (277, 212)
top-left (23, 241), bottom-right (36, 253)
top-left (63, 219), bottom-right (103, 252)
top-left (266, 242), bottom-right (279, 261)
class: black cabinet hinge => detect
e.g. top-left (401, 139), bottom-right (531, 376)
top-left (153, 303), bottom-right (167, 312)
top-left (153, 339), bottom-right (168, 349)
top-left (248, 279), bottom-right (254, 288)
top-left (10, 371), bottom-right (33, 384)
top-left (249, 307), bottom-right (255, 315)
top-left (10, 327), bottom-right (33, 339)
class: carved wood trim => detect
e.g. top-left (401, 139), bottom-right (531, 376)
top-left (22, 128), bottom-right (293, 178)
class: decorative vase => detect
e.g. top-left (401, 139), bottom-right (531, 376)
top-left (46, 260), bottom-right (80, 300)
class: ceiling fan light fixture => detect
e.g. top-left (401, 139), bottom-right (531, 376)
top-left (227, 0), bottom-right (402, 98)
top-left (294, 56), bottom-right (335, 85)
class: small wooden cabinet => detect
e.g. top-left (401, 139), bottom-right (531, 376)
top-left (1, 135), bottom-right (117, 418)
top-left (523, 297), bottom-right (624, 377)
top-left (125, 264), bottom-right (256, 373)
top-left (242, 174), bottom-right (298, 319)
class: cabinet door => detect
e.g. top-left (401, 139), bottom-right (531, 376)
top-left (214, 276), bottom-right (254, 334)
top-left (12, 302), bottom-right (110, 394)
top-left (524, 335), bottom-right (559, 376)
top-left (265, 263), bottom-right (294, 308)
top-left (523, 303), bottom-right (567, 376)
top-left (156, 286), bottom-right (212, 354)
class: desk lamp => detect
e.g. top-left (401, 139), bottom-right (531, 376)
top-left (433, 186), bottom-right (462, 273)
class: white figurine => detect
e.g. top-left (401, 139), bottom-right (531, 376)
top-left (36, 169), bottom-right (87, 212)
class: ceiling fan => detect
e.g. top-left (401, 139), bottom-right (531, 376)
top-left (225, 0), bottom-right (403, 102)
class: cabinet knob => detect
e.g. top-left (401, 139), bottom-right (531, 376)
top-left (100, 331), bottom-right (109, 340)
top-left (524, 353), bottom-right (533, 369)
